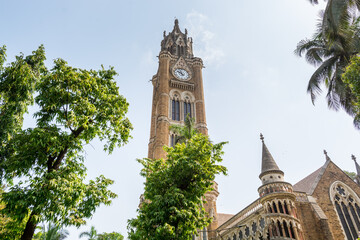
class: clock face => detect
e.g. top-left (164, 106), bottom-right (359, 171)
top-left (174, 68), bottom-right (190, 80)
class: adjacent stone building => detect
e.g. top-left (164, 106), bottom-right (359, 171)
top-left (148, 20), bottom-right (360, 240)
top-left (216, 137), bottom-right (360, 240)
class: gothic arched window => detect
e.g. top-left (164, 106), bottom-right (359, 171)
top-left (284, 201), bottom-right (290, 215)
top-left (245, 226), bottom-right (250, 237)
top-left (283, 221), bottom-right (290, 238)
top-left (330, 181), bottom-right (360, 240)
top-left (278, 201), bottom-right (284, 214)
top-left (238, 230), bottom-right (243, 240)
top-left (172, 99), bottom-right (180, 121)
top-left (184, 102), bottom-right (192, 120)
top-left (169, 91), bottom-right (194, 122)
top-left (272, 202), bottom-right (278, 213)
top-left (170, 134), bottom-right (179, 147)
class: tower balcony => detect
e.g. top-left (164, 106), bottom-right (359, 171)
top-left (258, 182), bottom-right (294, 198)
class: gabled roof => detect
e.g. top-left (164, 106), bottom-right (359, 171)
top-left (217, 213), bottom-right (234, 227)
top-left (293, 160), bottom-right (330, 195)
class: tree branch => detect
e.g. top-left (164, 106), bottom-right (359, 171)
top-left (48, 125), bottom-right (85, 172)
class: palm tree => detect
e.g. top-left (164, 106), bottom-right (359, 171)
top-left (79, 226), bottom-right (98, 240)
top-left (169, 114), bottom-right (197, 144)
top-left (33, 222), bottom-right (69, 240)
top-left (297, 0), bottom-right (360, 114)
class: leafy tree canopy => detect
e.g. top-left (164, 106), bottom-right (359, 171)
top-left (344, 170), bottom-right (357, 180)
top-left (343, 56), bottom-right (360, 127)
top-left (79, 226), bottom-right (124, 240)
top-left (127, 133), bottom-right (227, 240)
top-left (0, 45), bottom-right (132, 240)
top-left (97, 231), bottom-right (124, 240)
top-left (0, 187), bottom-right (28, 239)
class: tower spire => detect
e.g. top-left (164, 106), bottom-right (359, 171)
top-left (323, 149), bottom-right (331, 161)
top-left (259, 133), bottom-right (283, 179)
top-left (352, 154), bottom-right (360, 184)
top-left (160, 18), bottom-right (193, 58)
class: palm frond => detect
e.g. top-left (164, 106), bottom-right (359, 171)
top-left (305, 47), bottom-right (326, 65)
top-left (308, 0), bottom-right (319, 4)
top-left (307, 56), bottom-right (339, 103)
top-left (326, 76), bottom-right (341, 110)
top-left (295, 39), bottom-right (324, 59)
top-left (353, 114), bottom-right (360, 129)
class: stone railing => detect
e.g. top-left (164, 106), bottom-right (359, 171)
top-left (294, 191), bottom-right (308, 202)
top-left (258, 182), bottom-right (293, 198)
top-left (218, 198), bottom-right (263, 231)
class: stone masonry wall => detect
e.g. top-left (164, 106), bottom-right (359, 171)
top-left (311, 161), bottom-right (360, 240)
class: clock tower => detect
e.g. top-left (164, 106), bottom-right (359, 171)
top-left (148, 19), bottom-right (218, 238)
top-left (148, 19), bottom-right (208, 160)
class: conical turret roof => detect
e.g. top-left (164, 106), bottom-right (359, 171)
top-left (259, 134), bottom-right (284, 179)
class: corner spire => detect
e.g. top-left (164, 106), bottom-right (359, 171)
top-left (259, 134), bottom-right (283, 179)
top-left (323, 150), bottom-right (331, 161)
top-left (173, 18), bottom-right (181, 33)
top-left (352, 155), bottom-right (360, 184)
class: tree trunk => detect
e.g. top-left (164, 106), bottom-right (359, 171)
top-left (21, 211), bottom-right (37, 240)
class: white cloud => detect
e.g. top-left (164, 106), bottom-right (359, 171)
top-left (185, 10), bottom-right (224, 67)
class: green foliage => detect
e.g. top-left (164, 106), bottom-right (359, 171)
top-left (0, 188), bottom-right (28, 240)
top-left (169, 115), bottom-right (197, 144)
top-left (127, 133), bottom-right (227, 240)
top-left (79, 226), bottom-right (98, 240)
top-left (79, 226), bottom-right (124, 240)
top-left (344, 170), bottom-right (357, 180)
top-left (343, 56), bottom-right (360, 128)
top-left (32, 222), bottom-right (69, 240)
top-left (0, 45), bottom-right (46, 146)
top-left (97, 232), bottom-right (124, 240)
top-left (296, 0), bottom-right (360, 114)
top-left (0, 46), bottom-right (132, 239)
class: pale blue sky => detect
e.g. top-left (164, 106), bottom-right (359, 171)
top-left (2, 0), bottom-right (359, 239)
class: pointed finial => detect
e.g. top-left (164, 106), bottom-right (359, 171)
top-left (163, 31), bottom-right (166, 38)
top-left (175, 19), bottom-right (179, 26)
top-left (260, 133), bottom-right (264, 143)
top-left (352, 154), bottom-right (357, 162)
top-left (324, 150), bottom-right (331, 161)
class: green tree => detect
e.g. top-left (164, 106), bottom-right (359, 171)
top-left (296, 0), bottom-right (360, 114)
top-left (169, 115), bottom-right (197, 144)
top-left (344, 170), bottom-right (357, 180)
top-left (127, 133), bottom-right (227, 240)
top-left (79, 226), bottom-right (98, 240)
top-left (342, 56), bottom-right (360, 127)
top-left (0, 46), bottom-right (132, 240)
top-left (32, 222), bottom-right (69, 240)
top-left (0, 187), bottom-right (28, 239)
top-left (97, 232), bottom-right (124, 240)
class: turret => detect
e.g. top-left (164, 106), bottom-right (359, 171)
top-left (257, 134), bottom-right (303, 240)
